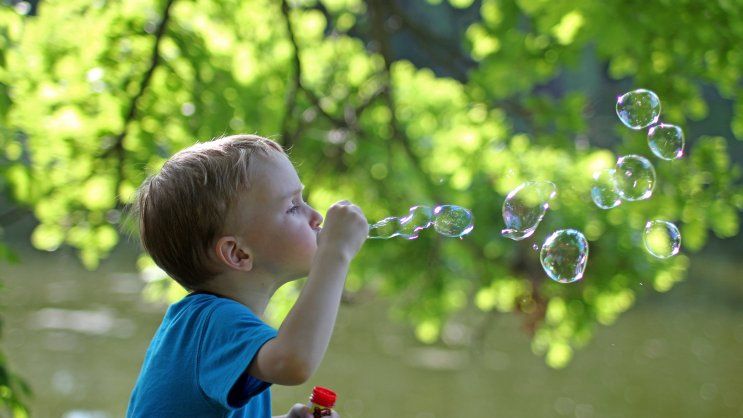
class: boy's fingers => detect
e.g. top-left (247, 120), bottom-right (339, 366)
top-left (288, 403), bottom-right (309, 418)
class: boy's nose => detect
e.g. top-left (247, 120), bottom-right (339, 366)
top-left (310, 208), bottom-right (323, 229)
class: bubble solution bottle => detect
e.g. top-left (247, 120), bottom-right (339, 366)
top-left (308, 386), bottom-right (336, 417)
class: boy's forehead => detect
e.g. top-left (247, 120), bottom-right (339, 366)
top-left (248, 152), bottom-right (300, 200)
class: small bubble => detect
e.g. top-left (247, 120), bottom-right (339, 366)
top-left (616, 89), bottom-right (661, 129)
top-left (531, 243), bottom-right (539, 252)
top-left (700, 383), bottom-right (718, 401)
top-left (540, 229), bottom-right (589, 283)
top-left (501, 181), bottom-right (557, 240)
top-left (181, 102), bottom-right (196, 116)
top-left (385, 15), bottom-right (402, 31)
top-left (643, 220), bottom-right (681, 258)
top-left (229, 117), bottom-right (245, 131)
top-left (343, 141), bottom-right (357, 154)
top-left (591, 168), bottom-right (622, 209)
top-left (302, 108), bottom-right (317, 122)
top-left (105, 210), bottom-right (121, 224)
top-left (613, 155), bottom-right (656, 201)
top-left (367, 217), bottom-right (401, 239)
top-left (15, 1), bottom-right (31, 15)
top-left (647, 123), bottom-right (685, 160)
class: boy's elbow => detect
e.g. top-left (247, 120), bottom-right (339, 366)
top-left (281, 367), bottom-right (312, 386)
top-left (274, 354), bottom-right (314, 385)
top-left (256, 339), bottom-right (316, 385)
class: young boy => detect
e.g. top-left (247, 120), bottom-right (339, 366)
top-left (126, 134), bottom-right (368, 417)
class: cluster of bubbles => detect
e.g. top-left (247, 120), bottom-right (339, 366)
top-left (597, 89), bottom-right (683, 259)
top-left (594, 89), bottom-right (686, 211)
top-left (592, 154), bottom-right (657, 210)
top-left (591, 89), bottom-right (684, 212)
top-left (367, 205), bottom-right (474, 240)
top-left (615, 89), bottom-right (686, 160)
top-left (500, 181), bottom-right (588, 283)
top-left (495, 89), bottom-right (684, 283)
top-left (369, 89), bottom-right (682, 284)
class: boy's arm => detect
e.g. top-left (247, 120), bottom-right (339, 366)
top-left (249, 201), bottom-right (367, 385)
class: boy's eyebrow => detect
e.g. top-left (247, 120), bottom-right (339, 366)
top-left (282, 184), bottom-right (305, 200)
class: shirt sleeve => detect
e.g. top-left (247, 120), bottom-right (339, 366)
top-left (196, 300), bottom-right (278, 409)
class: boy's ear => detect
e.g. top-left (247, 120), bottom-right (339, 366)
top-left (214, 236), bottom-right (253, 272)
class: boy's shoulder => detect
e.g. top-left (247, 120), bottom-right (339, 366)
top-left (165, 292), bottom-right (276, 341)
top-left (173, 291), bottom-right (246, 310)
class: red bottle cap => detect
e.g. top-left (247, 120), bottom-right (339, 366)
top-left (310, 386), bottom-right (337, 408)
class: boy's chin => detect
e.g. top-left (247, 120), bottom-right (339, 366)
top-left (285, 266), bottom-right (312, 282)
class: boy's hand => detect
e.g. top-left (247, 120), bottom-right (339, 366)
top-left (317, 201), bottom-right (368, 260)
top-left (254, 202), bottom-right (366, 386)
top-left (282, 403), bottom-right (341, 418)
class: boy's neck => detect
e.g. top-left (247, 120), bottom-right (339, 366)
top-left (197, 272), bottom-right (283, 317)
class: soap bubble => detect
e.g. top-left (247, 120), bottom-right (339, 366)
top-left (432, 205), bottom-right (474, 238)
top-left (368, 217), bottom-right (401, 239)
top-left (643, 220), bottom-right (681, 259)
top-left (398, 206), bottom-right (434, 239)
top-left (501, 181), bottom-right (557, 240)
top-left (616, 89), bottom-right (661, 129)
top-left (647, 123), bottom-right (685, 160)
top-left (613, 155), bottom-right (656, 201)
top-left (540, 229), bottom-right (589, 283)
top-left (368, 205), bottom-right (473, 239)
top-left (591, 168), bottom-right (622, 209)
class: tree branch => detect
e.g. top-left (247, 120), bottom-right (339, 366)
top-left (100, 0), bottom-right (177, 204)
top-left (367, 0), bottom-right (446, 202)
top-left (387, 0), bottom-right (476, 81)
top-left (280, 0), bottom-right (303, 149)
top-left (281, 0), bottom-right (387, 139)
top-left (104, 0), bottom-right (176, 160)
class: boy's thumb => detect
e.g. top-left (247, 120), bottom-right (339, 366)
top-left (289, 403), bottom-right (310, 418)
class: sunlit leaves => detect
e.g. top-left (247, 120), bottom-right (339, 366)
top-left (0, 0), bottom-right (741, 386)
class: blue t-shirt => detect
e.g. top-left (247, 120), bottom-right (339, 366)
top-left (127, 292), bottom-right (278, 418)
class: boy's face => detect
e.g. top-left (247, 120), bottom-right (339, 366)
top-left (229, 152), bottom-right (323, 280)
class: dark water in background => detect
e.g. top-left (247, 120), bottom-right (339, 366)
top-left (1, 239), bottom-right (742, 418)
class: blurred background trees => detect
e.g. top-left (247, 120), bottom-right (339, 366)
top-left (1, 0), bottom-right (742, 414)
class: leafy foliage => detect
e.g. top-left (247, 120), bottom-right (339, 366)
top-left (1, 0), bottom-right (742, 411)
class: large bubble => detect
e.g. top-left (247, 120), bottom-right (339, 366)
top-left (501, 181), bottom-right (557, 241)
top-left (643, 220), bottom-right (681, 259)
top-left (432, 205), bottom-right (474, 238)
top-left (616, 89), bottom-right (661, 129)
top-left (397, 205), bottom-right (434, 240)
top-left (613, 155), bottom-right (656, 201)
top-left (540, 229), bottom-right (589, 284)
top-left (647, 123), bottom-right (685, 160)
top-left (591, 168), bottom-right (622, 210)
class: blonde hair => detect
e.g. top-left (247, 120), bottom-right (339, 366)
top-left (133, 134), bottom-right (284, 290)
